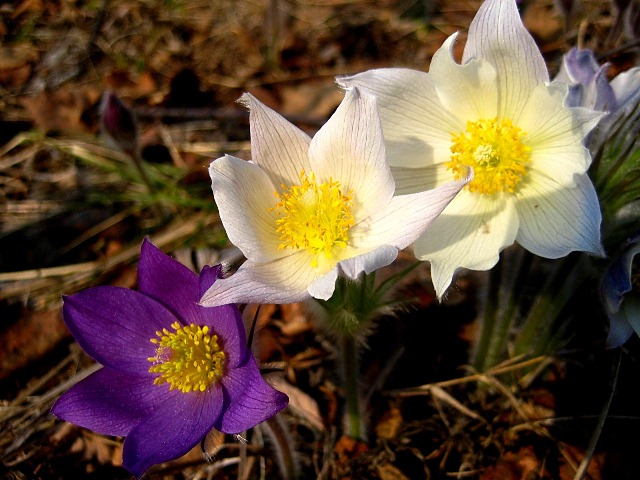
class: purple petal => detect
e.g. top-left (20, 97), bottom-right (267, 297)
top-left (51, 368), bottom-right (165, 437)
top-left (560, 48), bottom-right (600, 85)
top-left (63, 288), bottom-right (176, 375)
top-left (122, 387), bottom-right (223, 478)
top-left (606, 312), bottom-right (634, 348)
top-left (198, 265), bottom-right (248, 368)
top-left (601, 236), bottom-right (640, 313)
top-left (217, 358), bottom-right (288, 434)
top-left (138, 238), bottom-right (201, 325)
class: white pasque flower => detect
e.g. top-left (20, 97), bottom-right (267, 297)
top-left (200, 88), bottom-right (470, 305)
top-left (339, 0), bottom-right (604, 299)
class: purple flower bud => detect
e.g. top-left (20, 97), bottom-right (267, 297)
top-left (100, 91), bottom-right (139, 156)
top-left (555, 48), bottom-right (617, 111)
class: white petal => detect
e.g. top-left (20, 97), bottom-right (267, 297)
top-left (310, 88), bottom-right (394, 218)
top-left (515, 170), bottom-right (604, 258)
top-left (351, 171), bottom-right (472, 251)
top-left (200, 254), bottom-right (318, 306)
top-left (210, 155), bottom-right (282, 262)
top-left (517, 83), bottom-right (602, 185)
top-left (429, 34), bottom-right (498, 122)
top-left (391, 164), bottom-right (451, 194)
top-left (610, 66), bottom-right (640, 106)
top-left (240, 93), bottom-right (312, 193)
top-left (462, 0), bottom-right (549, 121)
top-left (413, 191), bottom-right (519, 299)
top-left (308, 268), bottom-right (339, 300)
top-left (339, 246), bottom-right (399, 280)
top-left (337, 68), bottom-right (461, 168)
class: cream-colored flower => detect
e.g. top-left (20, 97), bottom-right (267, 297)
top-left (339, 0), bottom-right (604, 298)
top-left (200, 89), bottom-right (470, 305)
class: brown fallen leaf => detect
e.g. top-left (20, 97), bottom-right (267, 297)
top-left (0, 306), bottom-right (69, 379)
top-left (479, 446), bottom-right (545, 480)
top-left (269, 375), bottom-right (324, 431)
top-left (377, 462), bottom-right (409, 480)
top-left (20, 86), bottom-right (101, 134)
top-left (375, 403), bottom-right (403, 440)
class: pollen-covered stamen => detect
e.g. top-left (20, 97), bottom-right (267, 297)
top-left (148, 322), bottom-right (225, 393)
top-left (446, 117), bottom-right (531, 195)
top-left (273, 171), bottom-right (354, 268)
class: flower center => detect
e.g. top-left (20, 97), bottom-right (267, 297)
top-left (446, 117), bottom-right (531, 195)
top-left (148, 322), bottom-right (225, 393)
top-left (274, 171), bottom-right (354, 268)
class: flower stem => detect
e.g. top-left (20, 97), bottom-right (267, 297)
top-left (473, 261), bottom-right (501, 372)
top-left (340, 334), bottom-right (364, 440)
top-left (483, 249), bottom-right (533, 370)
top-left (513, 254), bottom-right (589, 359)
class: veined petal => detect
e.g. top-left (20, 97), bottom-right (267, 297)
top-left (414, 191), bottom-right (519, 298)
top-left (198, 265), bottom-right (248, 369)
top-left (218, 361), bottom-right (288, 434)
top-left (515, 170), bottom-right (603, 258)
top-left (391, 164), bottom-right (451, 193)
top-left (351, 172), bottom-right (471, 251)
top-left (339, 246), bottom-right (398, 280)
top-left (138, 238), bottom-right (201, 325)
top-left (430, 33), bottom-right (498, 122)
top-left (520, 83), bottom-right (602, 182)
top-left (123, 387), bottom-right (223, 478)
top-left (610, 66), bottom-right (640, 106)
top-left (200, 254), bottom-right (319, 306)
top-left (338, 68), bottom-right (461, 168)
top-left (463, 0), bottom-right (548, 120)
top-left (606, 309), bottom-right (634, 348)
top-left (210, 155), bottom-right (283, 262)
top-left (62, 288), bottom-right (175, 375)
top-left (51, 368), bottom-right (161, 437)
top-left (308, 268), bottom-right (339, 300)
top-left (310, 87), bottom-right (394, 218)
top-left (240, 93), bottom-right (312, 192)
top-left (601, 238), bottom-right (640, 314)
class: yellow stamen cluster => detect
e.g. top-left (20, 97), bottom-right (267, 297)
top-left (148, 322), bottom-right (225, 393)
top-left (447, 117), bottom-right (531, 195)
top-left (274, 171), bottom-right (354, 268)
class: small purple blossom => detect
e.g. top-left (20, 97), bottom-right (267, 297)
top-left (51, 239), bottom-right (288, 478)
top-left (100, 91), bottom-right (139, 156)
top-left (601, 233), bottom-right (640, 348)
top-left (555, 47), bottom-right (640, 114)
top-left (555, 48), bottom-right (617, 111)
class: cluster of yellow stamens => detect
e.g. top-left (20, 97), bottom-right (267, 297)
top-left (274, 171), bottom-right (354, 268)
top-left (446, 117), bottom-right (531, 195)
top-left (148, 322), bottom-right (225, 393)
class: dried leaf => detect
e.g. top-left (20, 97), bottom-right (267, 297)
top-left (270, 376), bottom-right (324, 431)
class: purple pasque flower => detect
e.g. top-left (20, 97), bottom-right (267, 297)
top-left (555, 48), bottom-right (617, 111)
top-left (601, 233), bottom-right (640, 348)
top-left (51, 239), bottom-right (288, 478)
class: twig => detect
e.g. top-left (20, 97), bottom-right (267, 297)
top-left (573, 350), bottom-right (622, 480)
top-left (385, 356), bottom-right (548, 397)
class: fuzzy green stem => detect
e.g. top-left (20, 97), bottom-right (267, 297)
top-left (483, 250), bottom-right (533, 370)
top-left (513, 255), bottom-right (589, 359)
top-left (340, 334), bottom-right (364, 440)
top-left (473, 262), bottom-right (501, 372)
